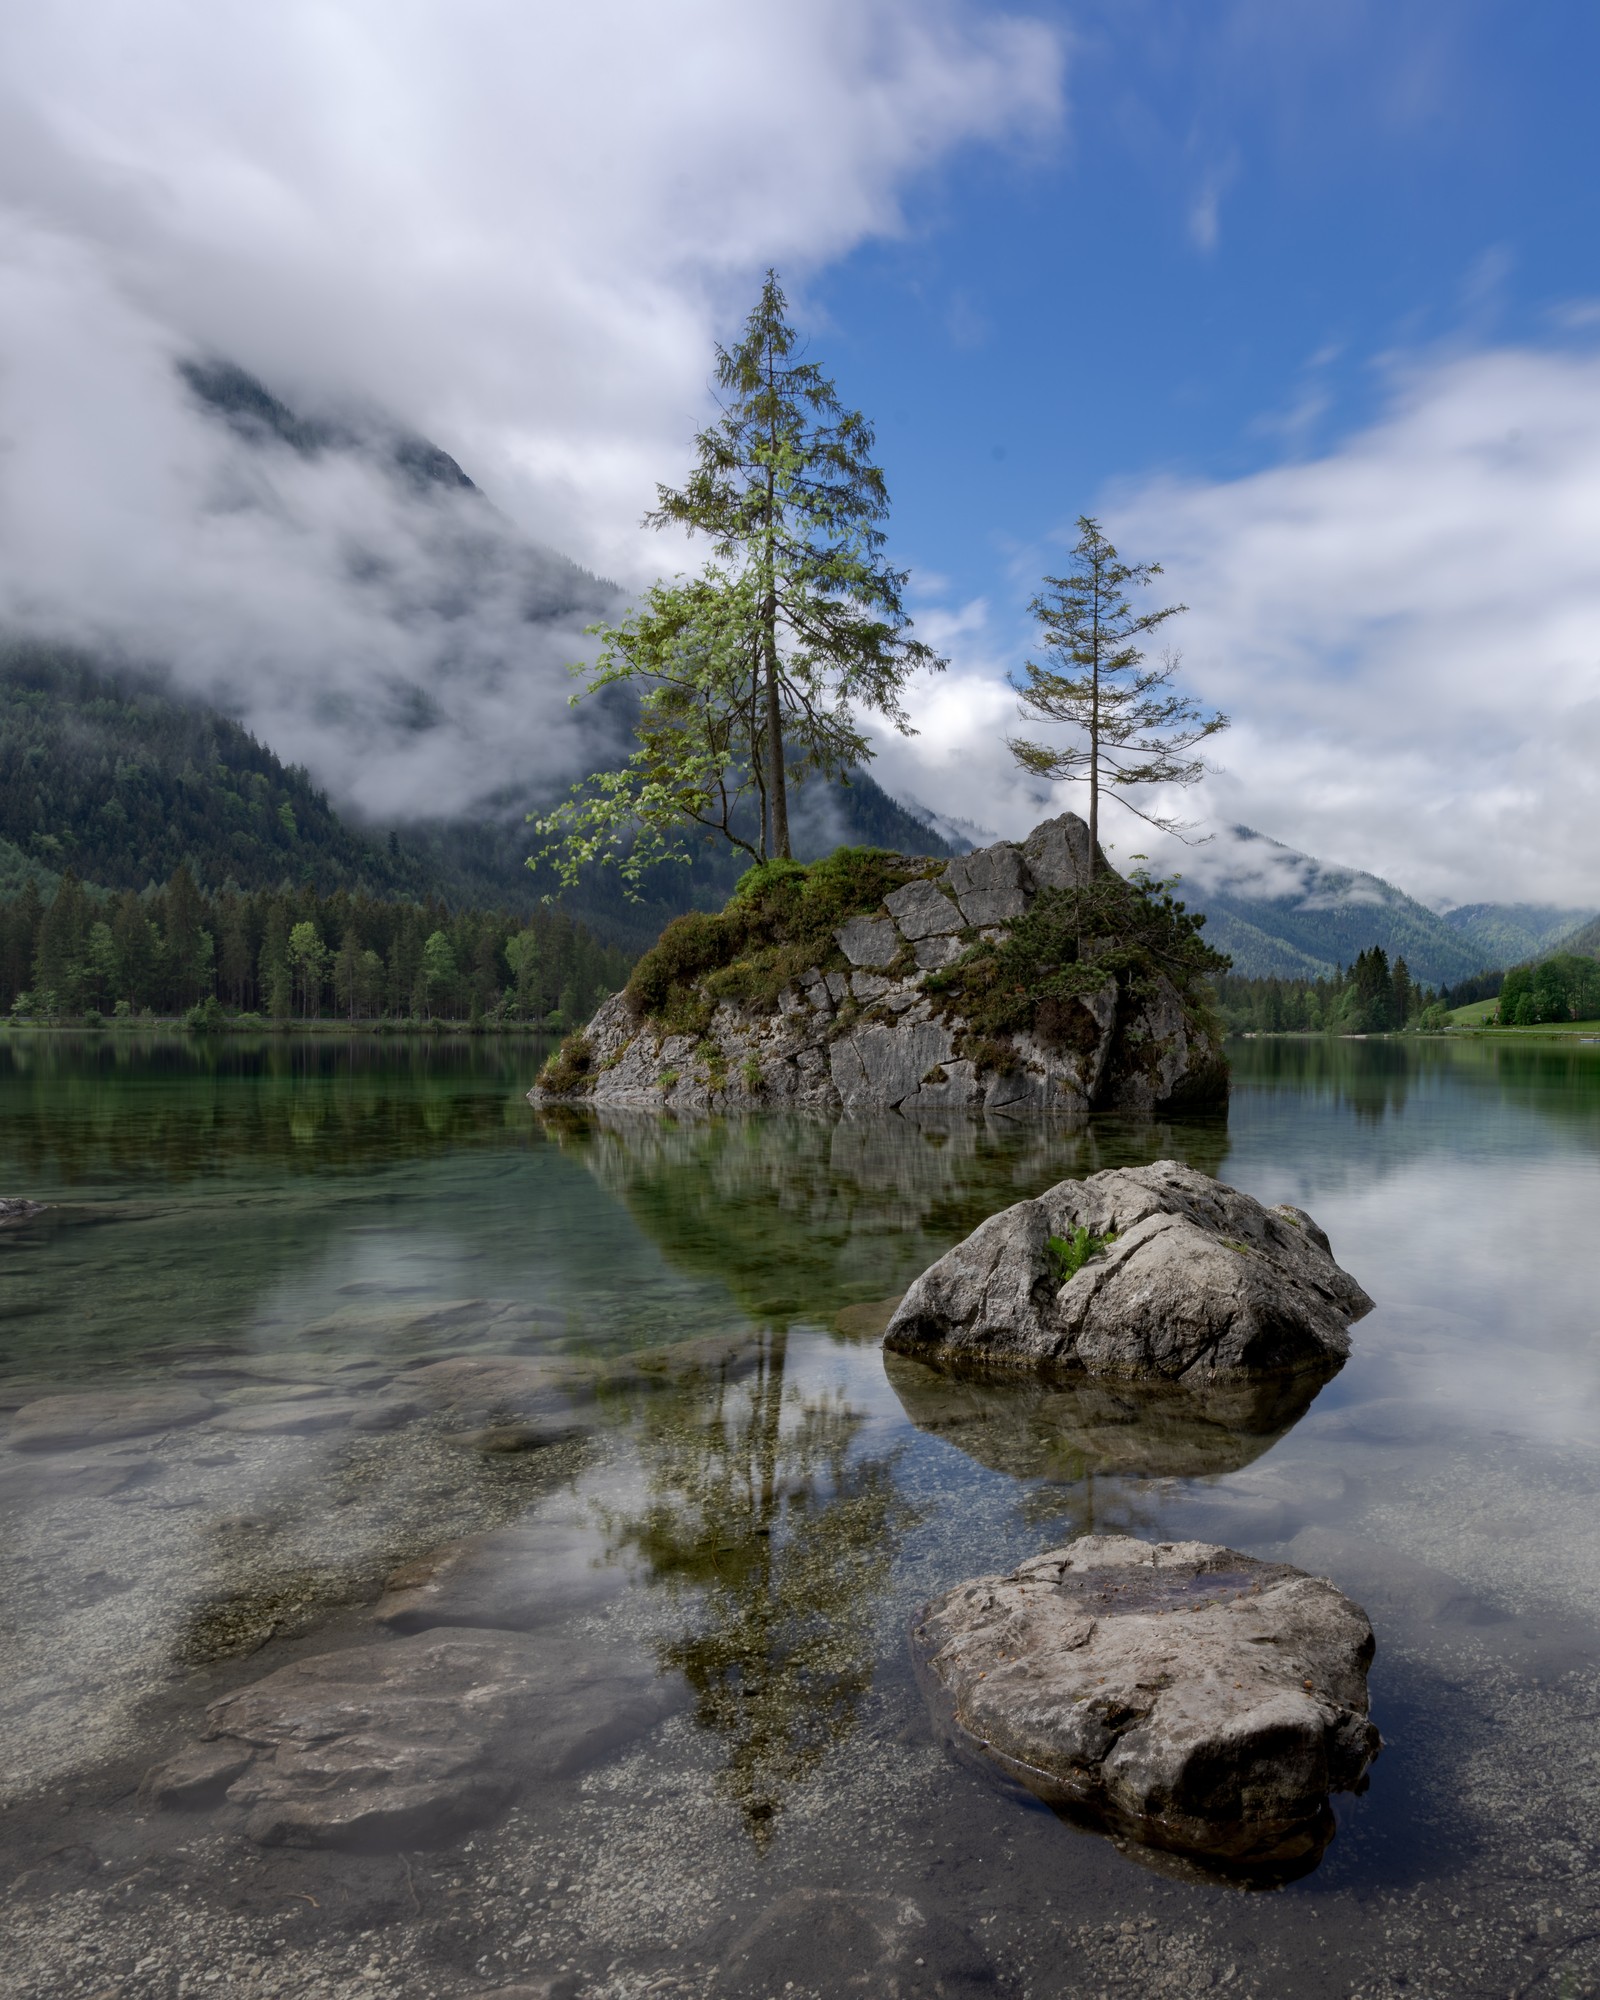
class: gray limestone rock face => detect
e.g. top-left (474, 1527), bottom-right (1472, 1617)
top-left (883, 878), bottom-right (964, 939)
top-left (530, 811), bottom-right (1227, 1118)
top-left (942, 842), bottom-right (1032, 927)
top-left (1021, 813), bottom-right (1096, 891)
top-left (6, 1387), bottom-right (216, 1450)
top-left (835, 914), bottom-right (902, 968)
top-left (913, 933), bottom-right (965, 971)
top-left (198, 1626), bottom-right (672, 1848)
top-left (884, 1161), bottom-right (1371, 1382)
top-left (913, 1535), bottom-right (1380, 1876)
top-left (829, 1015), bottom-right (963, 1114)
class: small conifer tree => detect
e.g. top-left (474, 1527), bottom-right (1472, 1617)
top-left (1009, 517), bottom-right (1228, 871)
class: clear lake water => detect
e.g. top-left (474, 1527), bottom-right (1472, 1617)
top-left (3, 1030), bottom-right (1600, 1999)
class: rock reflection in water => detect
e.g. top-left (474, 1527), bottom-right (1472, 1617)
top-left (600, 1329), bottom-right (914, 1840)
top-left (544, 1108), bottom-right (1230, 1326)
top-left (884, 1349), bottom-right (1336, 1484)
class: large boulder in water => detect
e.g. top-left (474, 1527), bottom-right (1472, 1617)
top-left (913, 1535), bottom-right (1381, 1876)
top-left (884, 1161), bottom-right (1371, 1382)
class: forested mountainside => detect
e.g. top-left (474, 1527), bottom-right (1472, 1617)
top-left (0, 642), bottom-right (424, 897)
top-left (1439, 901), bottom-right (1597, 966)
top-left (5, 868), bottom-right (629, 1027)
top-left (1554, 911), bottom-right (1600, 960)
top-left (0, 638), bottom-right (957, 960)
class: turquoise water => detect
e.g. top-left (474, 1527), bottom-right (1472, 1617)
top-left (3, 1032), bottom-right (1600, 1997)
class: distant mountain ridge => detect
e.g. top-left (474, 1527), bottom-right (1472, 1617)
top-left (1438, 902), bottom-right (1596, 966)
top-left (1177, 828), bottom-right (1595, 988)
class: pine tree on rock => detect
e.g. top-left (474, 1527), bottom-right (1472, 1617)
top-left (544, 271), bottom-right (942, 880)
top-left (1009, 517), bottom-right (1228, 871)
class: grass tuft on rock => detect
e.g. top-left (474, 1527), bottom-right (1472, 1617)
top-left (538, 1030), bottom-right (596, 1096)
top-left (624, 847), bottom-right (936, 1029)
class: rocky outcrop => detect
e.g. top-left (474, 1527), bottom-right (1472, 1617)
top-left (532, 813), bottom-right (1226, 1119)
top-left (913, 1535), bottom-right (1380, 1876)
top-left (884, 1160), bottom-right (1371, 1382)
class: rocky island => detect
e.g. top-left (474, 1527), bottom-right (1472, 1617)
top-left (531, 813), bottom-right (1228, 1117)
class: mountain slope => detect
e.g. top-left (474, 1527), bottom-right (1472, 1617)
top-left (1440, 902), bottom-right (1596, 967)
top-left (1559, 913), bottom-right (1600, 960)
top-left (0, 637), bottom-right (956, 948)
top-left (1177, 827), bottom-right (1492, 988)
top-left (0, 640), bottom-right (424, 896)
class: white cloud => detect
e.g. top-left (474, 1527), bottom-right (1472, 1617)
top-left (872, 344), bottom-right (1600, 906)
top-left (0, 0), bottom-right (1064, 819)
top-left (1101, 346), bottom-right (1600, 904)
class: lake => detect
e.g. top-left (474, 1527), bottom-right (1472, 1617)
top-left (3, 1031), bottom-right (1599, 1998)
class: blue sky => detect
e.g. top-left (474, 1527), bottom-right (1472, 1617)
top-left (814, 2), bottom-right (1599, 615)
top-left (1, 1), bottom-right (1597, 901)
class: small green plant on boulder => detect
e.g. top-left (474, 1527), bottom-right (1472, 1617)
top-left (1046, 1225), bottom-right (1117, 1287)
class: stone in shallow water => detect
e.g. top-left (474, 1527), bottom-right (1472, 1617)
top-left (885, 1160), bottom-right (1371, 1382)
top-left (913, 1535), bottom-right (1380, 1876)
top-left (193, 1626), bottom-right (672, 1848)
top-left (373, 1521), bottom-right (621, 1634)
top-left (6, 1387), bottom-right (216, 1450)
top-left (210, 1400), bottom-right (365, 1436)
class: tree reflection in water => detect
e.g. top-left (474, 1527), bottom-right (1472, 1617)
top-left (600, 1327), bottom-right (914, 1842)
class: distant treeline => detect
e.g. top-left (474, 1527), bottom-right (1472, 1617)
top-left (1495, 952), bottom-right (1600, 1026)
top-left (4, 868), bottom-right (631, 1028)
top-left (1213, 947), bottom-right (1443, 1035)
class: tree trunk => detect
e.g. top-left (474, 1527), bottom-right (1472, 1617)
top-left (1088, 593), bottom-right (1101, 876)
top-left (763, 624), bottom-right (789, 860)
top-left (761, 412), bottom-right (790, 859)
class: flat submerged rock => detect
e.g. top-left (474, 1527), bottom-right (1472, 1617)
top-left (5, 1387), bottom-right (216, 1450)
top-left (913, 1534), bottom-right (1380, 1878)
top-left (149, 1625), bottom-right (674, 1849)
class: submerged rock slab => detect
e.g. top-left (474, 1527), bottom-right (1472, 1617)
top-left (885, 1161), bottom-right (1371, 1382)
top-left (913, 1535), bottom-right (1380, 1875)
top-left (179, 1626), bottom-right (671, 1848)
top-left (6, 1387), bottom-right (216, 1450)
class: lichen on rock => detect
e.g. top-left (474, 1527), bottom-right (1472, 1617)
top-left (531, 813), bottom-right (1229, 1118)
